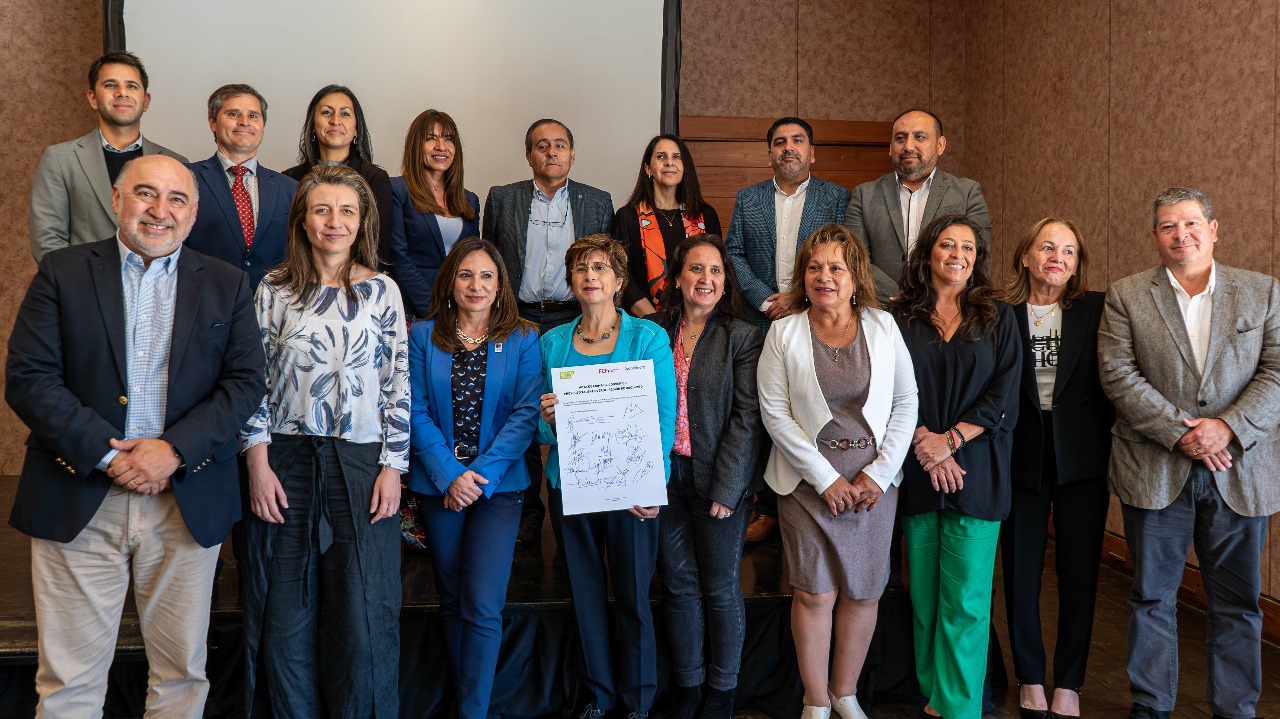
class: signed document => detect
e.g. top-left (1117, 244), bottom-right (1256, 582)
top-left (551, 359), bottom-right (668, 515)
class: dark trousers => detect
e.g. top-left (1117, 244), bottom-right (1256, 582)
top-left (658, 454), bottom-right (753, 691)
top-left (519, 306), bottom-right (578, 536)
top-left (258, 438), bottom-right (400, 719)
top-left (1122, 464), bottom-right (1266, 717)
top-left (419, 491), bottom-right (522, 719)
top-left (999, 420), bottom-right (1109, 689)
top-left (556, 493), bottom-right (661, 713)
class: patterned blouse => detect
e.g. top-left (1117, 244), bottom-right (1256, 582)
top-left (241, 275), bottom-right (411, 472)
top-left (451, 344), bottom-right (488, 450)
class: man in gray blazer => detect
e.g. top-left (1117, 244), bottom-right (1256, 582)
top-left (1099, 187), bottom-right (1280, 719)
top-left (844, 109), bottom-right (989, 299)
top-left (481, 118), bottom-right (613, 548)
top-left (29, 52), bottom-right (187, 263)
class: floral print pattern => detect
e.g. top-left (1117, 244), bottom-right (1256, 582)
top-left (241, 276), bottom-right (411, 471)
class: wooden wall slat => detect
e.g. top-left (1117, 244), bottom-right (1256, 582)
top-left (686, 141), bottom-right (890, 170)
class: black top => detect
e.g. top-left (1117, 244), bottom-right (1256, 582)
top-left (894, 302), bottom-right (1022, 520)
top-left (1010, 291), bottom-right (1115, 489)
top-left (613, 203), bottom-right (722, 309)
top-left (103, 146), bottom-right (143, 184)
top-left (283, 154), bottom-right (394, 266)
top-left (450, 343), bottom-right (488, 457)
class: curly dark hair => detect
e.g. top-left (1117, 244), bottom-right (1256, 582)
top-left (891, 213), bottom-right (998, 342)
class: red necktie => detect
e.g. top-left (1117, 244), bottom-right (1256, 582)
top-left (228, 165), bottom-right (255, 250)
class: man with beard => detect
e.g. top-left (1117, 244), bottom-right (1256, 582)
top-left (725, 117), bottom-right (850, 331)
top-left (724, 117), bottom-right (849, 543)
top-left (845, 108), bottom-right (991, 299)
top-left (29, 52), bottom-right (188, 262)
top-left (186, 84), bottom-right (297, 290)
top-left (7, 154), bottom-right (265, 718)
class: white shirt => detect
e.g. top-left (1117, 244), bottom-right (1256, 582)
top-left (1026, 303), bottom-right (1062, 410)
top-left (769, 174), bottom-right (811, 310)
top-left (1167, 262), bottom-right (1216, 374)
top-left (897, 169), bottom-right (936, 253)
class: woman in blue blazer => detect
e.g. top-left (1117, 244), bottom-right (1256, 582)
top-left (408, 237), bottom-right (542, 719)
top-left (538, 234), bottom-right (677, 719)
top-left (391, 109), bottom-right (480, 320)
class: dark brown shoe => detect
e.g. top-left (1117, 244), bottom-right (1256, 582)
top-left (744, 513), bottom-right (778, 543)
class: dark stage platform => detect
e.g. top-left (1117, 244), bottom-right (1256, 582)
top-left (0, 478), bottom-right (920, 718)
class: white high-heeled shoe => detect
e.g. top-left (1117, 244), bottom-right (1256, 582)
top-left (800, 705), bottom-right (831, 719)
top-left (828, 690), bottom-right (869, 719)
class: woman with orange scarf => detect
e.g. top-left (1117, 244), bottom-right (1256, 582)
top-left (613, 134), bottom-right (721, 317)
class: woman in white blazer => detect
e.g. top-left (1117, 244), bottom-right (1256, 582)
top-left (757, 224), bottom-right (918, 719)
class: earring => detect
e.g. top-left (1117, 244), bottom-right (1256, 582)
top-left (448, 297), bottom-right (453, 309)
top-left (851, 290), bottom-right (857, 307)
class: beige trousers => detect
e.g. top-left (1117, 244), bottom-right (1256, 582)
top-left (31, 486), bottom-right (219, 719)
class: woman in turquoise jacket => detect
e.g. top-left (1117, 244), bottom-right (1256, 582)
top-left (538, 233), bottom-right (676, 719)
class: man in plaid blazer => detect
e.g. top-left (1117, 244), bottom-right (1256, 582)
top-left (724, 116), bottom-right (851, 332)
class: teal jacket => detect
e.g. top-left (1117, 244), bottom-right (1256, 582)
top-left (538, 311), bottom-right (677, 489)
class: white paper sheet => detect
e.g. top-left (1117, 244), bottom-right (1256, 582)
top-left (551, 359), bottom-right (668, 515)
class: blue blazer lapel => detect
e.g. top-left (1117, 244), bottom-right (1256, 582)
top-left (167, 251), bottom-right (203, 382)
top-left (478, 339), bottom-right (508, 447)
top-left (199, 158), bottom-right (247, 249)
top-left (422, 212), bottom-right (446, 258)
top-left (429, 341), bottom-right (455, 444)
top-left (253, 170), bottom-right (284, 253)
top-left (797, 181), bottom-right (829, 247)
top-left (89, 243), bottom-right (128, 387)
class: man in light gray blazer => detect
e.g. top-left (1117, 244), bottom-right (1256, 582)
top-left (844, 109), bottom-right (989, 299)
top-left (1099, 187), bottom-right (1280, 719)
top-left (29, 52), bottom-right (187, 263)
top-left (481, 118), bottom-right (613, 549)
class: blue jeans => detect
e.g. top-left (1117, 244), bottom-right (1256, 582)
top-left (1122, 464), bottom-right (1266, 717)
top-left (658, 453), bottom-right (753, 691)
top-left (419, 491), bottom-right (522, 719)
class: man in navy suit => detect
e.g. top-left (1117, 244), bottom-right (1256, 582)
top-left (724, 116), bottom-right (850, 543)
top-left (7, 155), bottom-right (265, 717)
top-left (185, 84), bottom-right (297, 289)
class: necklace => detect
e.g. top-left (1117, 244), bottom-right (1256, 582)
top-left (816, 314), bottom-right (855, 362)
top-left (680, 319), bottom-right (703, 359)
top-left (1028, 303), bottom-right (1058, 327)
top-left (576, 318), bottom-right (618, 344)
top-left (455, 326), bottom-right (489, 345)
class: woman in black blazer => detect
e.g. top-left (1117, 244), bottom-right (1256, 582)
top-left (653, 235), bottom-right (764, 719)
top-left (388, 109), bottom-right (480, 321)
top-left (999, 217), bottom-right (1114, 719)
top-left (283, 85), bottom-right (394, 264)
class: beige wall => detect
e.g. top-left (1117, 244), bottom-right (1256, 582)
top-left (1, 0), bottom-right (102, 473)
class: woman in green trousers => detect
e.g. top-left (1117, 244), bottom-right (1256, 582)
top-left (889, 214), bottom-right (1021, 719)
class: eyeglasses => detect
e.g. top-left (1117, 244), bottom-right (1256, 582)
top-left (528, 208), bottom-right (568, 228)
top-left (572, 262), bottom-right (614, 275)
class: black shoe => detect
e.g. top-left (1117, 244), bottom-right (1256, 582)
top-left (626, 712), bottom-right (649, 719)
top-left (1130, 704), bottom-right (1170, 719)
top-left (516, 520), bottom-right (542, 548)
top-left (699, 687), bottom-right (734, 719)
top-left (666, 684), bottom-right (702, 719)
top-left (1020, 709), bottom-right (1050, 719)
top-left (577, 705), bottom-right (605, 719)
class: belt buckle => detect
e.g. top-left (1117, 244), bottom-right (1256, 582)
top-left (454, 444), bottom-right (474, 460)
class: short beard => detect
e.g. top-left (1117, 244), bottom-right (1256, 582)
top-left (772, 159), bottom-right (809, 185)
top-left (893, 156), bottom-right (935, 184)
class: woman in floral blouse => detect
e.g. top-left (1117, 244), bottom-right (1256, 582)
top-left (239, 165), bottom-right (410, 719)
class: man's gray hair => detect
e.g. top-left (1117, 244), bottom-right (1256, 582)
top-left (1153, 187), bottom-right (1214, 228)
top-left (112, 158), bottom-right (200, 206)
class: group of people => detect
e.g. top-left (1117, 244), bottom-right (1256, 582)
top-left (9, 49), bottom-right (1279, 719)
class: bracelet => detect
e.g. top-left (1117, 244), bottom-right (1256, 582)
top-left (951, 425), bottom-right (968, 449)
top-left (944, 431), bottom-right (956, 455)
